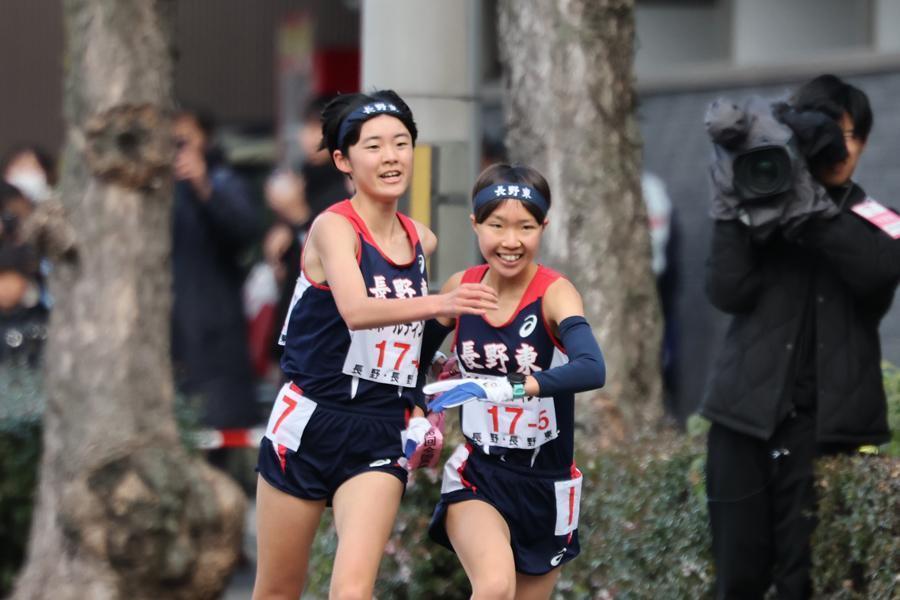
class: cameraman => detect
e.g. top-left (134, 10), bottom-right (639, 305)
top-left (702, 74), bottom-right (900, 599)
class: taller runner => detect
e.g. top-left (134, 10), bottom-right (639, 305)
top-left (421, 163), bottom-right (607, 600)
top-left (252, 90), bottom-right (498, 599)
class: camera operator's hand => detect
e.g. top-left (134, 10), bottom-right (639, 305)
top-left (175, 144), bottom-right (212, 201)
top-left (774, 104), bottom-right (848, 171)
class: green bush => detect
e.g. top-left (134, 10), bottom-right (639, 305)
top-left (0, 366), bottom-right (43, 597)
top-left (305, 424), bottom-right (898, 599)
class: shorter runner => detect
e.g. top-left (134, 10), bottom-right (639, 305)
top-left (421, 163), bottom-right (606, 599)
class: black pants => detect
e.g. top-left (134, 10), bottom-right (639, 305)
top-left (705, 413), bottom-right (817, 600)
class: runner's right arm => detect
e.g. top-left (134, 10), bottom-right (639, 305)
top-left (309, 215), bottom-right (496, 330)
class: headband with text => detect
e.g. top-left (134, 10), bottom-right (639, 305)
top-left (337, 102), bottom-right (404, 148)
top-left (472, 183), bottom-right (549, 215)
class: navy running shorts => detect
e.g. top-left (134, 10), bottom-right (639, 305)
top-left (428, 444), bottom-right (583, 575)
top-left (256, 382), bottom-right (408, 505)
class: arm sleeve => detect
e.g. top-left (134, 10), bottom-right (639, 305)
top-left (532, 316), bottom-right (605, 397)
top-left (411, 318), bottom-right (455, 411)
top-left (704, 219), bottom-right (764, 313)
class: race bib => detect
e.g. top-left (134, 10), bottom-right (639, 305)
top-left (460, 375), bottom-right (559, 450)
top-left (342, 321), bottom-right (424, 387)
top-left (554, 469), bottom-right (583, 536)
top-left (264, 383), bottom-right (317, 452)
top-left (851, 198), bottom-right (900, 239)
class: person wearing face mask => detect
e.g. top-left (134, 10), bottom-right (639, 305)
top-left (702, 74), bottom-right (900, 600)
top-left (1, 145), bottom-right (56, 204)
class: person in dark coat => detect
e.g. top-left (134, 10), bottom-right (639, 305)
top-left (171, 109), bottom-right (261, 430)
top-left (702, 74), bottom-right (900, 599)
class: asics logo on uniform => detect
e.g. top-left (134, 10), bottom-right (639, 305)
top-left (418, 254), bottom-right (426, 274)
top-left (519, 315), bottom-right (538, 337)
top-left (369, 458), bottom-right (392, 467)
top-left (550, 547), bottom-right (567, 566)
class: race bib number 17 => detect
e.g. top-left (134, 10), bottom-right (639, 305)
top-left (342, 322), bottom-right (424, 387)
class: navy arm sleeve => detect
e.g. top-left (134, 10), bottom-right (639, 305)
top-left (411, 318), bottom-right (455, 411)
top-left (532, 316), bottom-right (605, 396)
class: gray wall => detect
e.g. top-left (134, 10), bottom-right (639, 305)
top-left (0, 0), bottom-right (64, 158)
top-left (0, 0), bottom-right (360, 159)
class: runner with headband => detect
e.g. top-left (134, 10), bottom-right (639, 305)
top-left (419, 163), bottom-right (606, 600)
top-left (252, 90), bottom-right (498, 599)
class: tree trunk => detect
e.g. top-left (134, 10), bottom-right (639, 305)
top-left (498, 0), bottom-right (662, 441)
top-left (13, 2), bottom-right (245, 599)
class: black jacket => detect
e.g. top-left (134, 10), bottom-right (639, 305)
top-left (172, 165), bottom-right (261, 428)
top-left (701, 183), bottom-right (900, 445)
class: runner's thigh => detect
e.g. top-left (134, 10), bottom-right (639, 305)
top-left (446, 499), bottom-right (517, 599)
top-left (329, 471), bottom-right (404, 599)
top-left (253, 475), bottom-right (326, 599)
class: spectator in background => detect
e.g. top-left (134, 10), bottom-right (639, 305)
top-left (262, 170), bottom-right (309, 367)
top-left (295, 95), bottom-right (350, 222)
top-left (171, 108), bottom-right (261, 437)
top-left (0, 181), bottom-right (45, 366)
top-left (642, 172), bottom-right (680, 422)
top-left (1, 144), bottom-right (56, 204)
top-left (246, 97), bottom-right (349, 377)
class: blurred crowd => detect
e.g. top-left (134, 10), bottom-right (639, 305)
top-left (0, 145), bottom-right (54, 368)
top-left (0, 96), bottom-right (352, 442)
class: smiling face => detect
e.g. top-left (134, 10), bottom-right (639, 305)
top-left (473, 199), bottom-right (546, 280)
top-left (332, 114), bottom-right (413, 202)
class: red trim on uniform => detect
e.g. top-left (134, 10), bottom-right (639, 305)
top-left (329, 199), bottom-right (420, 268)
top-left (296, 206), bottom-right (359, 291)
top-left (458, 442), bottom-right (477, 493)
top-left (451, 266), bottom-right (491, 355)
top-left (539, 272), bottom-right (568, 352)
top-left (465, 264), bottom-right (562, 330)
top-left (276, 443), bottom-right (289, 473)
top-left (567, 462), bottom-right (580, 543)
top-left (290, 382), bottom-right (304, 395)
top-left (460, 264), bottom-right (490, 285)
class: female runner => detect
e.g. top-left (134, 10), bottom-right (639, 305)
top-left (252, 90), bottom-right (497, 599)
top-left (421, 163), bottom-right (606, 600)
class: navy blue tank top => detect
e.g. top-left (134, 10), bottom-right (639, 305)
top-left (279, 200), bottom-right (428, 415)
top-left (453, 264), bottom-right (574, 472)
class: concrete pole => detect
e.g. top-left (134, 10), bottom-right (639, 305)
top-left (361, 0), bottom-right (482, 281)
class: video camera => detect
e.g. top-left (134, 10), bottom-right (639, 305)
top-left (705, 96), bottom-right (846, 237)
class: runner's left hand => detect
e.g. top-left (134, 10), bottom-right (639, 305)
top-left (402, 416), bottom-right (443, 469)
top-left (423, 378), bottom-right (515, 412)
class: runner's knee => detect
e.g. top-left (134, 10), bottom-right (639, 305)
top-left (252, 581), bottom-right (305, 600)
top-left (471, 571), bottom-right (516, 600)
top-left (328, 576), bottom-right (375, 600)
